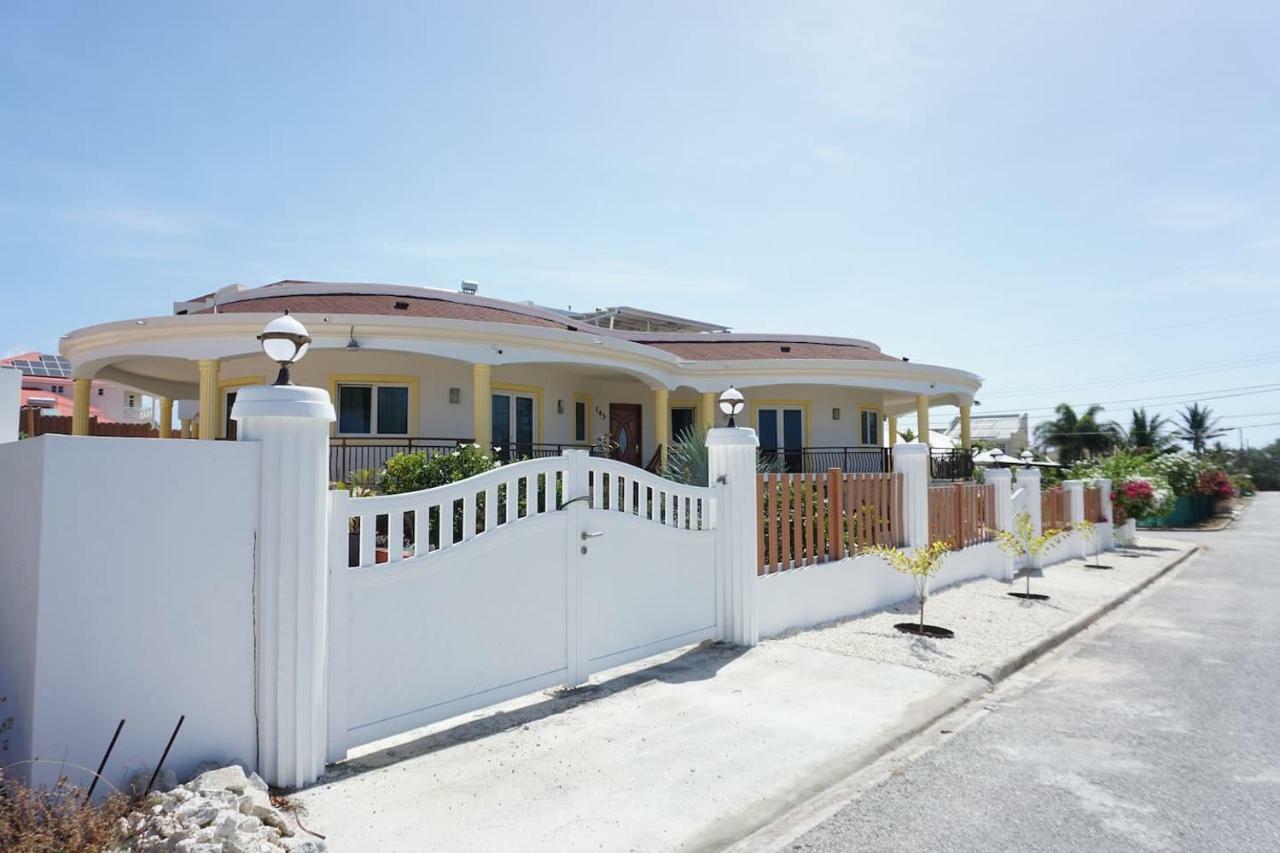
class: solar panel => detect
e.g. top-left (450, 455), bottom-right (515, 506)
top-left (6, 354), bottom-right (72, 378)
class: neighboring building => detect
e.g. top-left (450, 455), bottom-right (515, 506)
top-left (59, 279), bottom-right (983, 477)
top-left (943, 412), bottom-right (1029, 455)
top-left (3, 352), bottom-right (153, 424)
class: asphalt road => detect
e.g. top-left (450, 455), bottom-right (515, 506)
top-left (788, 494), bottom-right (1280, 853)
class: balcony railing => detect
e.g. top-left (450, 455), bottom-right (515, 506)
top-left (329, 437), bottom-right (605, 483)
top-left (929, 448), bottom-right (975, 481)
top-left (758, 446), bottom-right (891, 474)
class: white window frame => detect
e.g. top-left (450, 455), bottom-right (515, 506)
top-left (336, 382), bottom-right (412, 437)
top-left (859, 409), bottom-right (881, 446)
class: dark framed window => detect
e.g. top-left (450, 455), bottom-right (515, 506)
top-left (336, 383), bottom-right (410, 435)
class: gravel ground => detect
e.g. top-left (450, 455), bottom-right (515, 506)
top-left (772, 538), bottom-right (1196, 679)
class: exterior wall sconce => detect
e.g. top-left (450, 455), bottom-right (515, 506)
top-left (258, 312), bottom-right (311, 386)
top-left (719, 386), bottom-right (745, 428)
top-left (557, 399), bottom-right (565, 414)
top-left (832, 407), bottom-right (841, 421)
top-left (448, 388), bottom-right (461, 404)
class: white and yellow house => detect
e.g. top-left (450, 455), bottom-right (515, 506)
top-left (58, 280), bottom-right (982, 478)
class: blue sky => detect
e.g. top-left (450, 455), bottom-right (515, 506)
top-left (2, 1), bottom-right (1278, 446)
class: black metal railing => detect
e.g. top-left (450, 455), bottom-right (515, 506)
top-left (329, 437), bottom-right (472, 483)
top-left (758, 446), bottom-right (892, 475)
top-left (329, 437), bottom-right (609, 482)
top-left (929, 448), bottom-right (975, 481)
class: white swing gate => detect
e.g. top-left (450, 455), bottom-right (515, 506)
top-left (325, 450), bottom-right (720, 758)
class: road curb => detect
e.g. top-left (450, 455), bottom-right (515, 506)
top-left (718, 543), bottom-right (1200, 853)
top-left (974, 544), bottom-right (1201, 685)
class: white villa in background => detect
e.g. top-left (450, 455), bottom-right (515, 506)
top-left (942, 412), bottom-right (1030, 455)
top-left (57, 280), bottom-right (983, 478)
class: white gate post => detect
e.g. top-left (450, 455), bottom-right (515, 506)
top-left (1063, 479), bottom-right (1086, 557)
top-left (707, 427), bottom-right (760, 647)
top-left (232, 384), bottom-right (336, 788)
top-left (892, 443), bottom-right (930, 549)
top-left (561, 449), bottom-right (589, 685)
top-left (1094, 477), bottom-right (1114, 550)
top-left (1015, 467), bottom-right (1043, 537)
top-left (985, 468), bottom-right (1014, 579)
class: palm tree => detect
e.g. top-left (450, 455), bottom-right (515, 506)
top-left (898, 427), bottom-right (917, 443)
top-left (1176, 403), bottom-right (1228, 456)
top-left (1033, 403), bottom-right (1121, 465)
top-left (1126, 408), bottom-right (1172, 453)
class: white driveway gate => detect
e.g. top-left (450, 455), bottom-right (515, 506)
top-left (325, 450), bottom-right (724, 758)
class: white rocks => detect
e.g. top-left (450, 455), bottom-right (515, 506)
top-left (109, 764), bottom-right (326, 853)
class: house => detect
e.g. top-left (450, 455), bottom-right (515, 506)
top-left (58, 279), bottom-right (982, 478)
top-left (942, 411), bottom-right (1030, 455)
top-left (3, 352), bottom-right (153, 433)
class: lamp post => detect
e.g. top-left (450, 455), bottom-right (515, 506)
top-left (258, 312), bottom-right (312, 386)
top-left (718, 386), bottom-right (745, 428)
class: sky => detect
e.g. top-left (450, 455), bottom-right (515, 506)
top-left (2, 1), bottom-right (1278, 447)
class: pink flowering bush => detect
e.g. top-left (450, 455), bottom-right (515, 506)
top-left (1112, 476), bottom-right (1172, 522)
top-left (1196, 469), bottom-right (1234, 499)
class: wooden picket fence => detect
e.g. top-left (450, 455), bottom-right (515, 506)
top-left (1082, 486), bottom-right (1102, 522)
top-left (927, 482), bottom-right (996, 549)
top-left (757, 469), bottom-right (902, 575)
top-left (1041, 485), bottom-right (1070, 531)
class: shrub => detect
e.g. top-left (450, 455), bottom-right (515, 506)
top-left (0, 769), bottom-right (133, 852)
top-left (1146, 450), bottom-right (1202, 497)
top-left (1196, 469), bottom-right (1234, 499)
top-left (1112, 477), bottom-right (1173, 522)
top-left (382, 444), bottom-right (500, 495)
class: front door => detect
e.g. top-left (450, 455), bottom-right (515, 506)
top-left (609, 403), bottom-right (642, 466)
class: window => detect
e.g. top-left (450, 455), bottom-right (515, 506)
top-left (670, 407), bottom-right (695, 441)
top-left (336, 383), bottom-right (410, 435)
top-left (492, 391), bottom-right (536, 459)
top-left (574, 399), bottom-right (588, 443)
top-left (859, 410), bottom-right (880, 446)
top-left (97, 388), bottom-right (104, 396)
top-left (757, 407), bottom-right (804, 472)
top-left (126, 393), bottom-right (138, 408)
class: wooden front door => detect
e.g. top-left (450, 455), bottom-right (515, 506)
top-left (609, 403), bottom-right (642, 466)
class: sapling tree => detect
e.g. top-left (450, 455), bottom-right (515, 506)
top-left (996, 511), bottom-right (1072, 598)
top-left (869, 540), bottom-right (954, 636)
top-left (1074, 518), bottom-right (1107, 569)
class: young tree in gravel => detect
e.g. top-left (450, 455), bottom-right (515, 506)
top-left (1074, 519), bottom-right (1106, 569)
top-left (996, 512), bottom-right (1072, 598)
top-left (868, 541), bottom-right (953, 636)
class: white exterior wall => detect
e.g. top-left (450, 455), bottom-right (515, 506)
top-left (0, 367), bottom-right (19, 442)
top-left (740, 383), bottom-right (894, 446)
top-left (0, 435), bottom-right (260, 789)
top-left (759, 542), bottom-right (1006, 638)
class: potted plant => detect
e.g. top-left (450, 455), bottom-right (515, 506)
top-left (868, 541), bottom-right (955, 639)
top-left (335, 468), bottom-right (382, 566)
top-left (996, 511), bottom-right (1071, 600)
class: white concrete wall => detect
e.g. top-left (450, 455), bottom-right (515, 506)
top-left (0, 435), bottom-right (261, 789)
top-left (0, 367), bottom-right (19, 442)
top-left (758, 541), bottom-right (1007, 638)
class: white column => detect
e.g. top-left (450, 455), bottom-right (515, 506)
top-left (1094, 477), bottom-right (1115, 550)
top-left (892, 443), bottom-right (930, 550)
top-left (985, 468), bottom-right (1015, 579)
top-left (0, 367), bottom-right (19, 443)
top-left (707, 427), bottom-right (761, 647)
top-left (1015, 467), bottom-right (1043, 538)
top-left (1063, 479), bottom-right (1086, 557)
top-left (232, 384), bottom-right (336, 788)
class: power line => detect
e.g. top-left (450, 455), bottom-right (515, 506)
top-left (920, 305), bottom-right (1280, 358)
top-left (981, 352), bottom-right (1280, 400)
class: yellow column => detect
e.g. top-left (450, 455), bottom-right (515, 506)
top-left (653, 387), bottom-right (670, 466)
top-left (71, 378), bottom-right (92, 436)
top-left (888, 415), bottom-right (898, 447)
top-left (699, 391), bottom-right (717, 431)
top-left (180, 418), bottom-right (193, 439)
top-left (158, 397), bottom-right (173, 438)
top-left (472, 364), bottom-right (492, 450)
top-left (198, 359), bottom-right (220, 440)
top-left (916, 394), bottom-right (930, 445)
top-left (960, 404), bottom-right (972, 450)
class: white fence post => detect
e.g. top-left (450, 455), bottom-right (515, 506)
top-left (1015, 467), bottom-right (1043, 537)
top-left (1094, 476), bottom-right (1114, 550)
top-left (985, 468), bottom-right (1014, 579)
top-left (892, 443), bottom-right (930, 549)
top-left (1063, 479), bottom-right (1086, 557)
top-left (232, 384), bottom-right (336, 788)
top-left (707, 427), bottom-right (760, 647)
